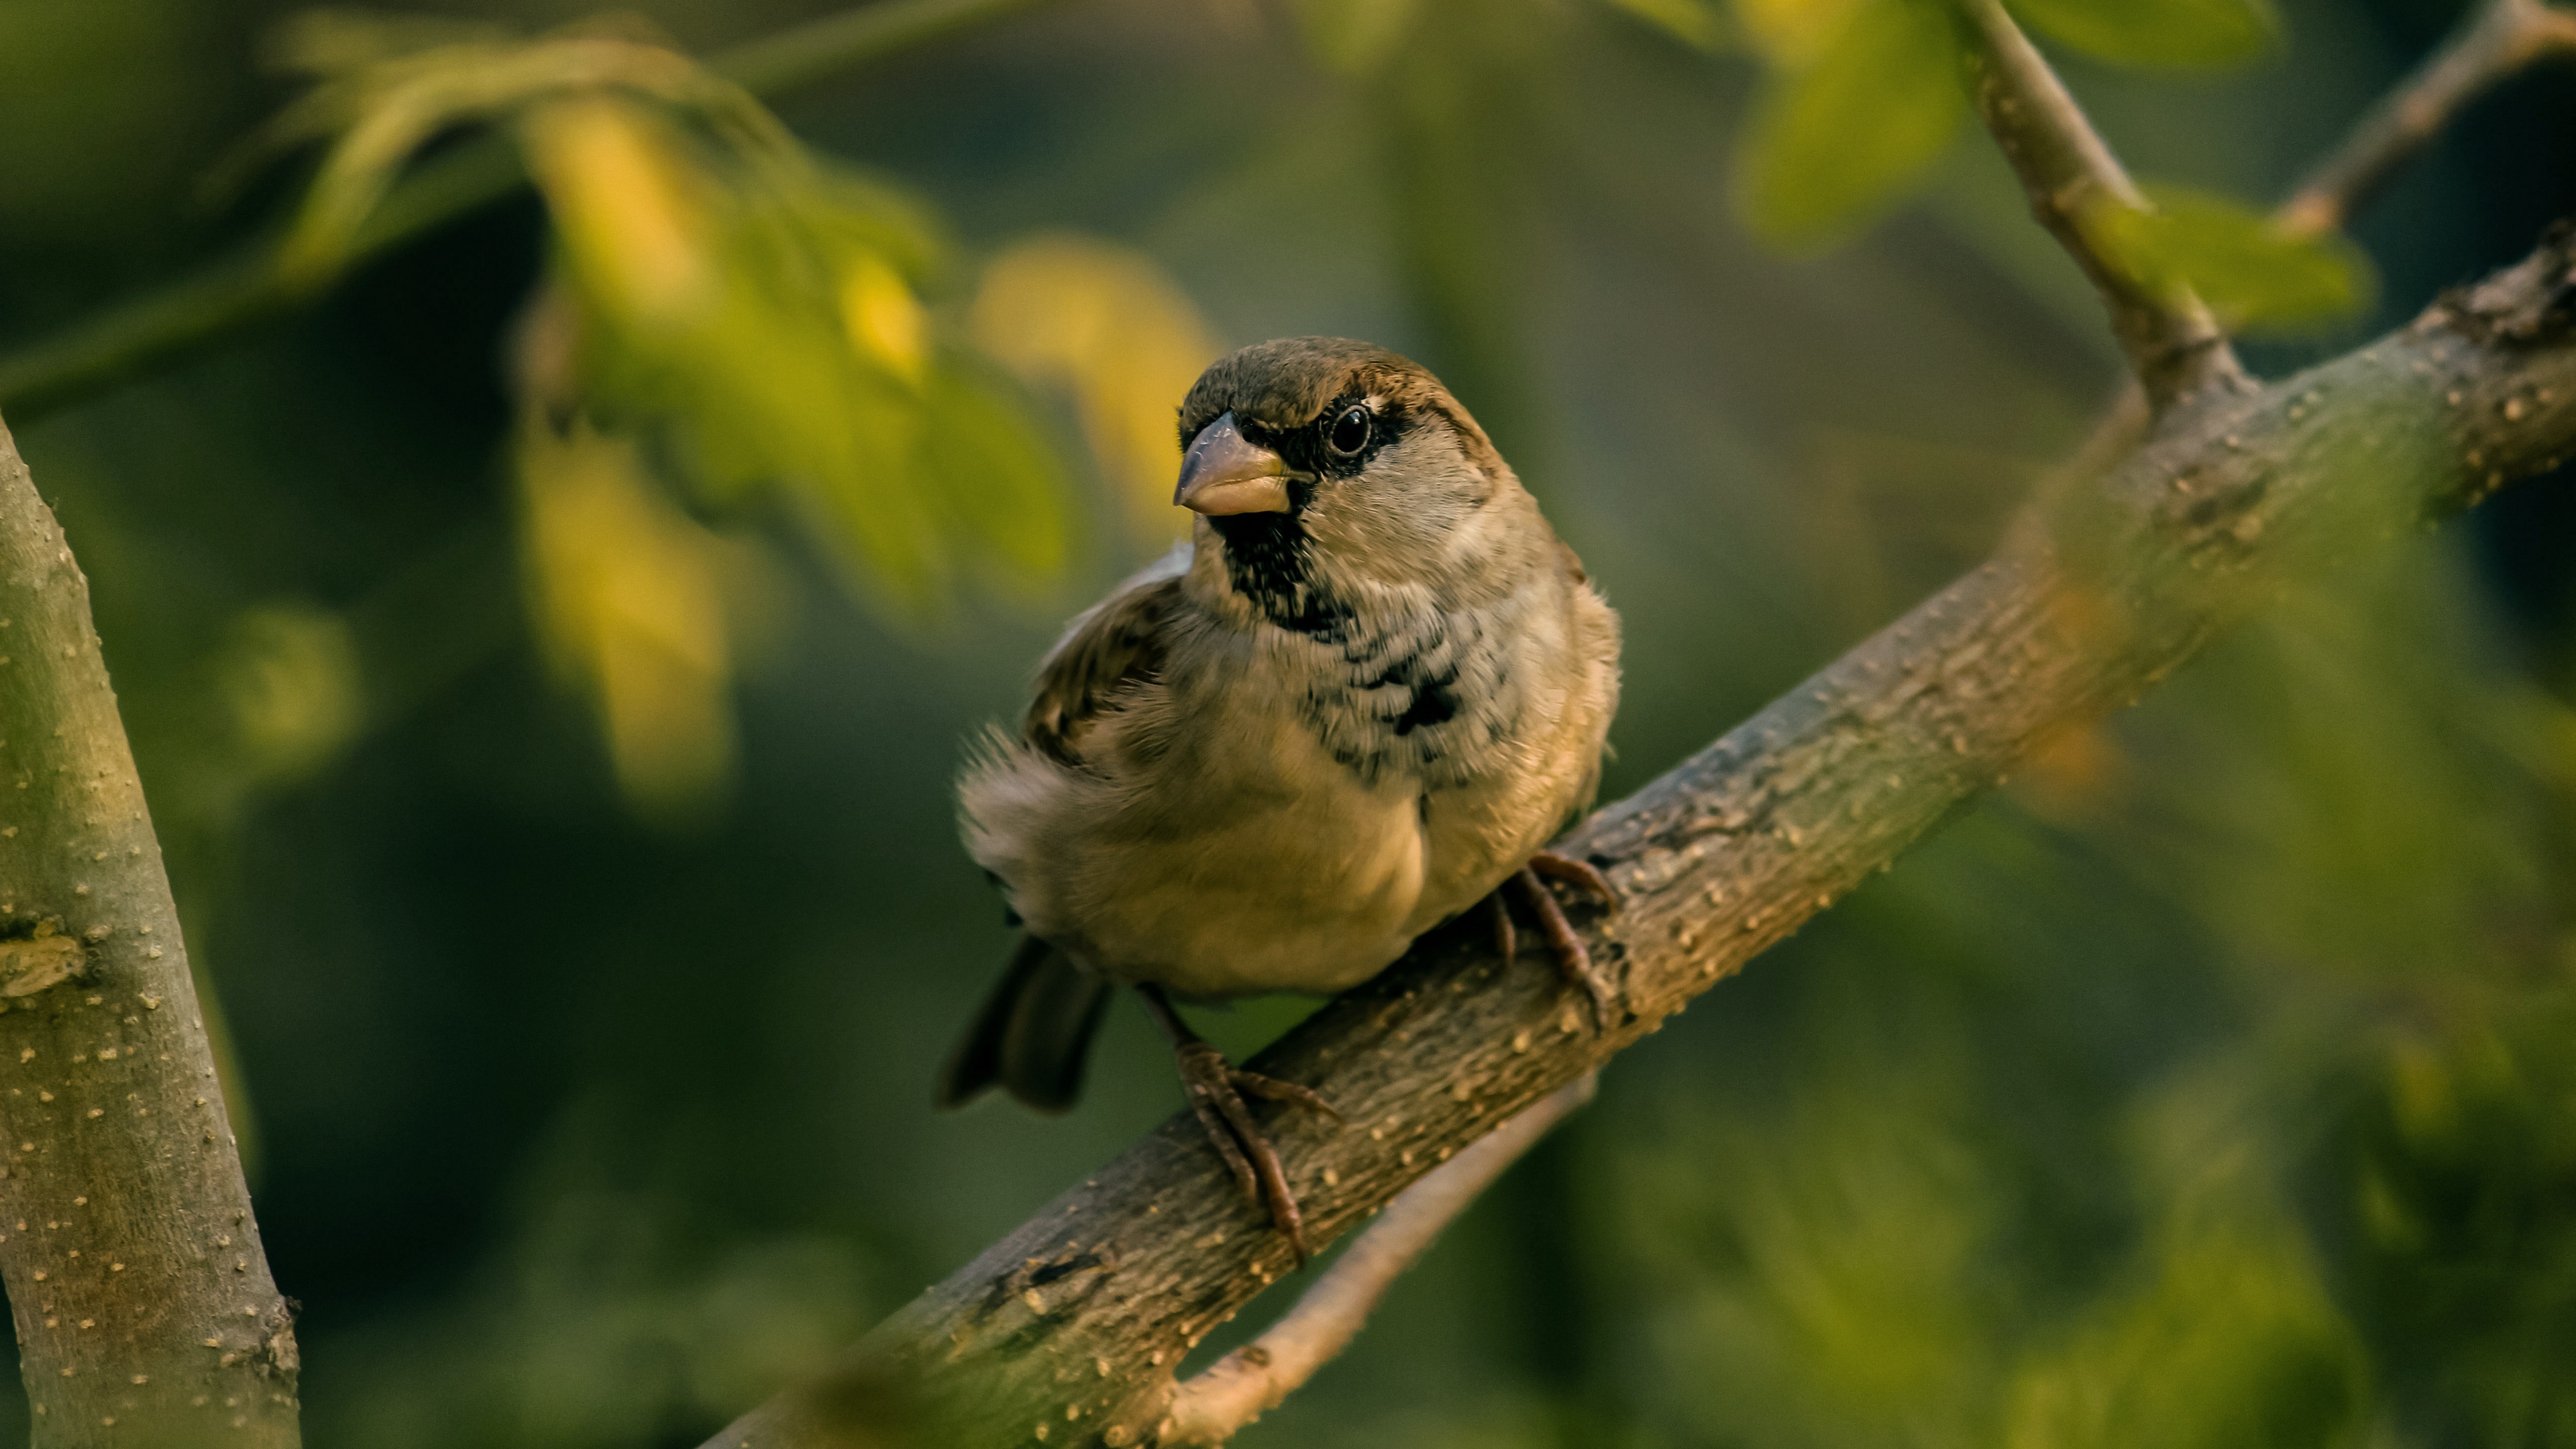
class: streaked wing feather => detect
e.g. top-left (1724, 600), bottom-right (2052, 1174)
top-left (1024, 551), bottom-right (1187, 765)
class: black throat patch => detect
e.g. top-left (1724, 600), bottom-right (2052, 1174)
top-left (1207, 510), bottom-right (1346, 639)
top-left (1195, 393), bottom-right (1415, 641)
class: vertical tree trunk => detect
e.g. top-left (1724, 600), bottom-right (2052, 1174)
top-left (0, 415), bottom-right (300, 1448)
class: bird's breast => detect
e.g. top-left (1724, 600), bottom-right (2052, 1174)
top-left (1067, 692), bottom-right (1432, 998)
top-left (1277, 582), bottom-right (1553, 792)
top-left (971, 570), bottom-right (1605, 1002)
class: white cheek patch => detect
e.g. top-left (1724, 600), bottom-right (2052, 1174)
top-left (1387, 429), bottom-right (1482, 511)
top-left (1391, 435), bottom-right (1479, 553)
top-left (1303, 418), bottom-right (1491, 578)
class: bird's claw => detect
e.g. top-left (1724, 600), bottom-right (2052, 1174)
top-left (1230, 1067), bottom-right (1346, 1123)
top-left (1527, 849), bottom-right (1621, 911)
top-left (1511, 860), bottom-right (1619, 1030)
top-left (1173, 1041), bottom-right (1338, 1265)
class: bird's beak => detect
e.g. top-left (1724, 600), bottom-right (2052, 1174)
top-left (1175, 411), bottom-right (1297, 516)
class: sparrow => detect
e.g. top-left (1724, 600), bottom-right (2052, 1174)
top-left (937, 337), bottom-right (1621, 1258)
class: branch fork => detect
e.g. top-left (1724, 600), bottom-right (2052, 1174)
top-left (1951, 0), bottom-right (2246, 409)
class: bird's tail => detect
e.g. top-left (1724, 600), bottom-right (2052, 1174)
top-left (934, 934), bottom-right (1114, 1114)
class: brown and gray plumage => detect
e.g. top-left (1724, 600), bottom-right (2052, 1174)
top-left (938, 337), bottom-right (1621, 1256)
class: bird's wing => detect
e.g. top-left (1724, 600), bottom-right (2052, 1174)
top-left (1024, 543), bottom-right (1190, 765)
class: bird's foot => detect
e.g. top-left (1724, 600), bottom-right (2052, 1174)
top-left (1511, 851), bottom-right (1621, 1029)
top-left (1527, 849), bottom-right (1620, 909)
top-left (1172, 1041), bottom-right (1343, 1265)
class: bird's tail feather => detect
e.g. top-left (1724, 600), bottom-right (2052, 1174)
top-left (934, 935), bottom-right (1113, 1114)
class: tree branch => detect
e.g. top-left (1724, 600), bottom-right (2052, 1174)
top-left (2280, 0), bottom-right (2576, 239)
top-left (1950, 0), bottom-right (2246, 407)
top-left (0, 415), bottom-right (300, 1447)
top-left (0, 0), bottom-right (1061, 424)
top-left (698, 223), bottom-right (2576, 1449)
top-left (1160, 1075), bottom-right (1597, 1446)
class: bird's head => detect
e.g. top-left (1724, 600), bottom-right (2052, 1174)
top-left (1171, 338), bottom-right (1521, 615)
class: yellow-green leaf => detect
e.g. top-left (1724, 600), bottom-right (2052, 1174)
top-left (839, 252), bottom-right (926, 382)
top-left (516, 414), bottom-right (741, 822)
top-left (970, 234), bottom-right (1220, 546)
top-left (1728, 0), bottom-right (1867, 66)
top-left (1293, 0), bottom-right (1424, 76)
top-left (1731, 0), bottom-right (1965, 252)
top-left (2082, 184), bottom-right (2374, 333)
top-left (522, 99), bottom-right (719, 331)
top-left (1607, 0), bottom-right (1728, 52)
top-left (2006, 0), bottom-right (2277, 72)
top-left (921, 364), bottom-right (1071, 591)
top-left (217, 604), bottom-right (362, 784)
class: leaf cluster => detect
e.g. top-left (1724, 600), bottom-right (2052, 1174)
top-left (233, 13), bottom-right (1107, 814)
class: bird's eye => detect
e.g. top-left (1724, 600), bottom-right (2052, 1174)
top-left (1328, 405), bottom-right (1371, 456)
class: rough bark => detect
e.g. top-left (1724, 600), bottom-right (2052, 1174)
top-left (702, 229), bottom-right (2576, 1449)
top-left (0, 418), bottom-right (300, 1448)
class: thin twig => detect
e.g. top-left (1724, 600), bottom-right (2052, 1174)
top-left (1161, 1075), bottom-right (1598, 1446)
top-left (2282, 0), bottom-right (2576, 239)
top-left (1951, 0), bottom-right (2246, 408)
top-left (0, 0), bottom-right (1061, 423)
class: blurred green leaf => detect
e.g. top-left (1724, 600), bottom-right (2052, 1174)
top-left (1729, 0), bottom-right (1870, 66)
top-left (2004, 1224), bottom-right (2367, 1449)
top-left (920, 363), bottom-right (1072, 590)
top-left (1731, 0), bottom-right (1966, 251)
top-left (522, 98), bottom-right (955, 614)
top-left (216, 602), bottom-right (362, 784)
top-left (2004, 1055), bottom-right (2369, 1449)
top-left (248, 14), bottom-right (1079, 639)
top-left (2353, 1013), bottom-right (2576, 1442)
top-left (2082, 184), bottom-right (2375, 332)
top-left (1292, 0), bottom-right (1425, 75)
top-left (970, 233), bottom-right (1219, 547)
top-left (515, 408), bottom-right (746, 822)
top-left (1606, 0), bottom-right (1729, 52)
top-left (2006, 0), bottom-right (2279, 72)
top-left (248, 15), bottom-right (793, 288)
top-left (224, 15), bottom-right (1095, 817)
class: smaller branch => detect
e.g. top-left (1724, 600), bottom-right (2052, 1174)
top-left (1952, 0), bottom-right (2246, 407)
top-left (2280, 0), bottom-right (2576, 239)
top-left (1161, 1075), bottom-right (1599, 1446)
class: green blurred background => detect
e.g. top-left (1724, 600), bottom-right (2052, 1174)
top-left (5, 0), bottom-right (2576, 1444)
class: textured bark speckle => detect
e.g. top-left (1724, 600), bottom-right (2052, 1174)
top-left (0, 417), bottom-right (301, 1448)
